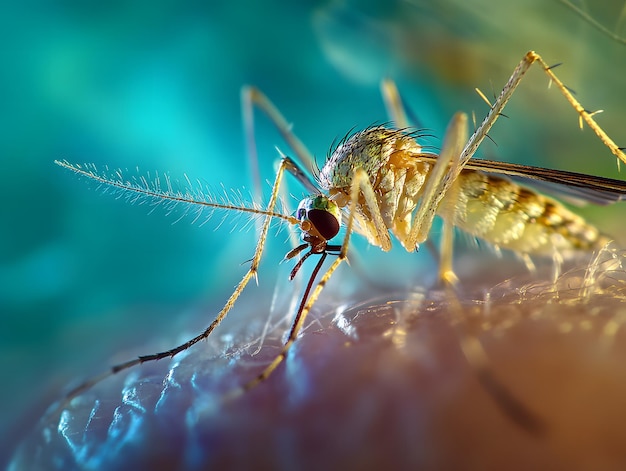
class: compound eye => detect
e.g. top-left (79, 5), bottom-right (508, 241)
top-left (307, 208), bottom-right (340, 241)
top-left (296, 195), bottom-right (341, 241)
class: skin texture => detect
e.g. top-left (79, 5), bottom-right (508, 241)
top-left (10, 247), bottom-right (626, 471)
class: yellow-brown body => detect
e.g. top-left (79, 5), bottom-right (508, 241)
top-left (319, 126), bottom-right (607, 257)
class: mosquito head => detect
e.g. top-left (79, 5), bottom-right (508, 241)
top-left (296, 195), bottom-right (341, 251)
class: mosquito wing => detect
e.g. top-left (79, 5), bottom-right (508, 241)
top-left (417, 154), bottom-right (626, 206)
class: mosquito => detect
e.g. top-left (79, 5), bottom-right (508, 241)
top-left (56, 51), bottom-right (626, 432)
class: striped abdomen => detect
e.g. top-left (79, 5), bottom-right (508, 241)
top-left (444, 170), bottom-right (609, 255)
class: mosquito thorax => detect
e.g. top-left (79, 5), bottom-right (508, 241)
top-left (319, 126), bottom-right (422, 191)
top-left (296, 195), bottom-right (341, 249)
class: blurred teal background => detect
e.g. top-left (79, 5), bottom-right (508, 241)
top-left (2, 0), bottom-right (626, 464)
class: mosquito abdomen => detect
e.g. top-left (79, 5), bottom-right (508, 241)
top-left (447, 170), bottom-right (610, 256)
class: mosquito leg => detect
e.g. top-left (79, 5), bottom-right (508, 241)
top-left (243, 86), bottom-right (385, 284)
top-left (394, 110), bottom-right (545, 432)
top-left (462, 51), bottom-right (626, 169)
top-left (241, 86), bottom-right (319, 194)
top-left (382, 79), bottom-right (483, 277)
top-left (438, 221), bottom-right (545, 434)
top-left (241, 87), bottom-right (263, 205)
top-left (241, 87), bottom-right (322, 352)
top-left (242, 87), bottom-right (305, 251)
top-left (381, 78), bottom-right (449, 267)
top-left (230, 251), bottom-right (334, 399)
top-left (230, 165), bottom-right (368, 397)
top-left (406, 112), bottom-right (468, 251)
top-left (242, 86), bottom-right (321, 267)
top-left (60, 158), bottom-right (296, 405)
top-left (438, 219), bottom-right (458, 286)
top-left (528, 51), bottom-right (626, 167)
top-left (350, 168), bottom-right (393, 251)
top-left (243, 95), bottom-right (388, 300)
top-left (380, 78), bottom-right (411, 130)
top-left (436, 160), bottom-right (466, 286)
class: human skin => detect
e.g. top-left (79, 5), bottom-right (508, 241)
top-left (9, 246), bottom-right (626, 471)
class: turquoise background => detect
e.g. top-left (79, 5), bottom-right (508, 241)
top-left (3, 0), bottom-right (626, 465)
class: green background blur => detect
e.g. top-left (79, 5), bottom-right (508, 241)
top-left (2, 0), bottom-right (626, 464)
